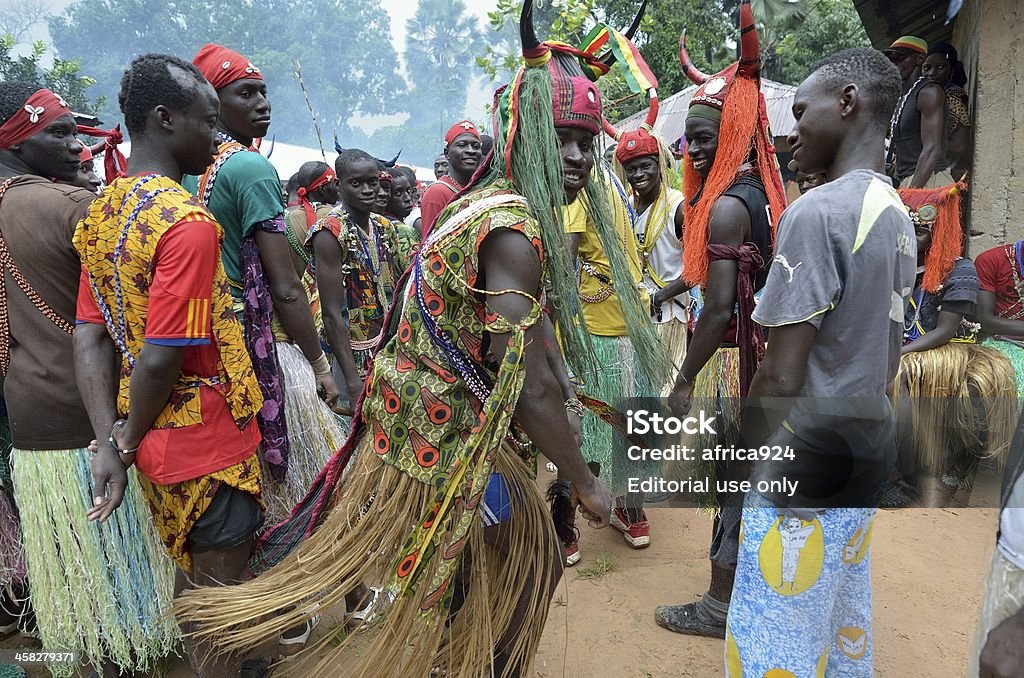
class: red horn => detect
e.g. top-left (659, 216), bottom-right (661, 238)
top-left (678, 30), bottom-right (711, 85)
top-left (602, 117), bottom-right (622, 141)
top-left (737, 0), bottom-right (761, 78)
top-left (644, 90), bottom-right (659, 128)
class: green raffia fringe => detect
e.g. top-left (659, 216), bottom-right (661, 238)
top-left (984, 337), bottom-right (1024, 408)
top-left (490, 66), bottom-right (599, 384)
top-left (580, 168), bottom-right (672, 390)
top-left (10, 448), bottom-right (178, 677)
top-left (580, 335), bottom-right (655, 493)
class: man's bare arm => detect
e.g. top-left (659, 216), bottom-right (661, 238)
top-left (909, 84), bottom-right (947, 189)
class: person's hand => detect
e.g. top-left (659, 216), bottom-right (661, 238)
top-left (86, 440), bottom-right (128, 523)
top-left (316, 372), bottom-right (341, 408)
top-left (980, 608), bottom-right (1024, 678)
top-left (667, 377), bottom-right (695, 417)
top-left (571, 473), bottom-right (612, 529)
top-left (652, 288), bottom-right (667, 308)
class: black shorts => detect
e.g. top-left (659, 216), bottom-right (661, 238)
top-left (187, 483), bottom-right (264, 553)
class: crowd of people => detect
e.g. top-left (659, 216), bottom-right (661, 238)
top-left (0, 0), bottom-right (1023, 676)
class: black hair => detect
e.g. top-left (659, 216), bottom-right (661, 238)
top-left (0, 81), bottom-right (43, 125)
top-left (393, 166), bottom-right (416, 185)
top-left (810, 48), bottom-right (902, 129)
top-left (285, 172), bottom-right (300, 194)
top-left (297, 160), bottom-right (331, 188)
top-left (334, 148), bottom-right (376, 177)
top-left (928, 41), bottom-right (968, 87)
top-left (118, 53), bottom-right (208, 135)
top-left (479, 133), bottom-right (494, 157)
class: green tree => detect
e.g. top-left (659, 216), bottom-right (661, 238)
top-left (47, 0), bottom-right (404, 149)
top-left (0, 36), bottom-right (103, 114)
top-left (404, 0), bottom-right (483, 145)
top-left (774, 0), bottom-right (870, 84)
top-left (476, 0), bottom-right (735, 118)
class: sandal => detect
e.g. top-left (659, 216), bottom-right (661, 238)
top-left (654, 595), bottom-right (728, 639)
top-left (347, 586), bottom-right (385, 630)
top-left (278, 614), bottom-right (320, 656)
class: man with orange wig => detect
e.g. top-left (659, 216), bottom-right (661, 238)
top-left (891, 187), bottom-right (1015, 507)
top-left (657, 0), bottom-right (787, 639)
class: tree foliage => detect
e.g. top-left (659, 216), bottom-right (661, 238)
top-left (0, 36), bottom-right (103, 114)
top-left (774, 0), bottom-right (870, 84)
top-left (48, 0), bottom-right (406, 151)
top-left (403, 0), bottom-right (482, 145)
top-left (476, 0), bottom-right (869, 124)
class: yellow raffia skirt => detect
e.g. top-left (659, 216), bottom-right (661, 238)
top-left (657, 318), bottom-right (688, 397)
top-left (176, 436), bottom-right (560, 677)
top-left (896, 343), bottom-right (1016, 475)
top-left (663, 346), bottom-right (741, 506)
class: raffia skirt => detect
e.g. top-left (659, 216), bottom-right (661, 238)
top-left (10, 448), bottom-right (177, 676)
top-left (662, 346), bottom-right (741, 509)
top-left (580, 334), bottom-right (656, 494)
top-left (657, 318), bottom-right (688, 398)
top-left (176, 435), bottom-right (560, 677)
top-left (263, 342), bottom-right (349, 523)
top-left (896, 343), bottom-right (1016, 476)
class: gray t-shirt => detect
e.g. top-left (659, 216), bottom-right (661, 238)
top-left (750, 169), bottom-right (916, 507)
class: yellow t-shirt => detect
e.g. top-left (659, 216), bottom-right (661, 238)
top-left (564, 185), bottom-right (648, 336)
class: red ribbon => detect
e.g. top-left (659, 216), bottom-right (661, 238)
top-left (77, 124), bottom-right (126, 184)
top-left (295, 167), bottom-right (336, 227)
top-left (707, 242), bottom-right (765, 397)
top-left (0, 89), bottom-right (71, 150)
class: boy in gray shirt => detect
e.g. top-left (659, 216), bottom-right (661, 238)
top-left (723, 49), bottom-right (914, 677)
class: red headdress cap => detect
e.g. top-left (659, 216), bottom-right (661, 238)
top-left (193, 43), bottom-right (263, 90)
top-left (0, 89), bottom-right (70, 150)
top-left (519, 0), bottom-right (606, 136)
top-left (295, 166), bottom-right (336, 227)
top-left (444, 120), bottom-right (480, 149)
top-left (615, 126), bottom-right (660, 164)
top-left (79, 145), bottom-right (93, 163)
top-left (77, 124), bottom-right (126, 183)
top-left (679, 0), bottom-right (760, 116)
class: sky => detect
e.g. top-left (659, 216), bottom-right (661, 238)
top-left (25, 0), bottom-right (501, 132)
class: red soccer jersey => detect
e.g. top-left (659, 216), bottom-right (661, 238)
top-left (975, 243), bottom-right (1024, 321)
top-left (419, 176), bottom-right (461, 238)
top-left (76, 217), bottom-right (260, 484)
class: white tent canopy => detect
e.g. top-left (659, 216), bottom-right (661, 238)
top-left (92, 139), bottom-right (436, 184)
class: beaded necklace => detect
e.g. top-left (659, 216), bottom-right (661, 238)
top-left (1004, 240), bottom-right (1024, 320)
top-left (0, 177), bottom-right (76, 376)
top-left (87, 174), bottom-right (181, 368)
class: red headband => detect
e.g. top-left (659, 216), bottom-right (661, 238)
top-left (79, 146), bottom-right (93, 163)
top-left (378, 169), bottom-right (393, 184)
top-left (296, 167), bottom-right (336, 227)
top-left (193, 43), bottom-right (263, 90)
top-left (615, 127), bottom-right (660, 164)
top-left (0, 89), bottom-right (70, 150)
top-left (444, 120), bottom-right (480, 148)
top-left (77, 124), bottom-right (126, 184)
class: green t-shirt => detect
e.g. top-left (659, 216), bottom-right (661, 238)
top-left (182, 150), bottom-right (284, 294)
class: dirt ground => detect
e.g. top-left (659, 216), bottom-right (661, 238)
top-left (533, 504), bottom-right (994, 678)
top-left (10, 471), bottom-right (998, 678)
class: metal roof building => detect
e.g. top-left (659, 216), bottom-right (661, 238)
top-left (613, 78), bottom-right (798, 149)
